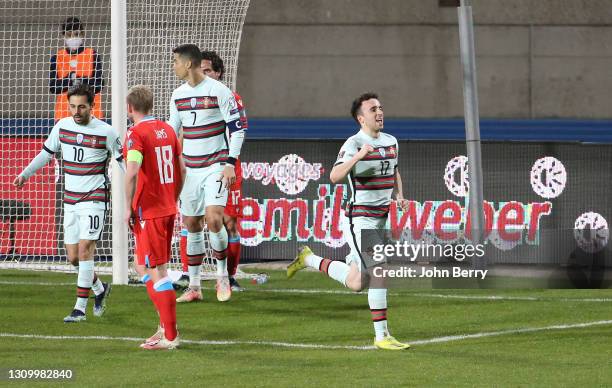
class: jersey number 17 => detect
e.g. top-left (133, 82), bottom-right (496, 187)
top-left (155, 145), bottom-right (174, 184)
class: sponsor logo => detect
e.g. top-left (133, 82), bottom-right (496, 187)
top-left (243, 154), bottom-right (322, 195)
top-left (444, 155), bottom-right (469, 197)
top-left (240, 184), bottom-right (346, 247)
top-left (238, 184), bottom-right (553, 248)
top-left (574, 212), bottom-right (609, 253)
top-left (531, 157), bottom-right (567, 199)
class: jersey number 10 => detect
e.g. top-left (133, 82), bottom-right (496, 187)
top-left (154, 145), bottom-right (174, 184)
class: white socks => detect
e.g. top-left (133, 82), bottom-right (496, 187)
top-left (209, 228), bottom-right (229, 277)
top-left (75, 260), bottom-right (94, 312)
top-left (368, 288), bottom-right (389, 341)
top-left (305, 253), bottom-right (349, 286)
top-left (91, 278), bottom-right (104, 296)
top-left (187, 232), bottom-right (204, 288)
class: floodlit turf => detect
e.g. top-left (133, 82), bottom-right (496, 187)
top-left (0, 269), bottom-right (611, 387)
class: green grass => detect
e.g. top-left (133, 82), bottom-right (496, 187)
top-left (0, 270), bottom-right (611, 387)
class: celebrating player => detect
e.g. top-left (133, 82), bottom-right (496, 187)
top-left (168, 44), bottom-right (246, 303)
top-left (14, 84), bottom-right (121, 323)
top-left (287, 92), bottom-right (410, 350)
top-left (124, 85), bottom-right (185, 350)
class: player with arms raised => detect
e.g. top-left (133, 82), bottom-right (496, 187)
top-left (287, 92), bottom-right (410, 350)
top-left (168, 44), bottom-right (246, 303)
top-left (124, 85), bottom-right (185, 350)
top-left (14, 84), bottom-right (121, 322)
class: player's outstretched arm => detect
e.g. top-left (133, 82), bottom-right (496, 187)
top-left (14, 148), bottom-right (55, 189)
top-left (330, 144), bottom-right (373, 184)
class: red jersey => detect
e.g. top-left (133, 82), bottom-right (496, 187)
top-left (126, 117), bottom-right (183, 219)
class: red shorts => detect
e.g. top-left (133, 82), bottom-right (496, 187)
top-left (225, 161), bottom-right (243, 218)
top-left (225, 181), bottom-right (243, 218)
top-left (132, 214), bottom-right (176, 268)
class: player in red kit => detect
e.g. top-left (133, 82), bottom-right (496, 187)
top-left (124, 85), bottom-right (186, 350)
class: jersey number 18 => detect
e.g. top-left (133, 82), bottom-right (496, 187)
top-left (154, 145), bottom-right (174, 184)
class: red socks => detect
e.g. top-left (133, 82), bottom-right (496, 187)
top-left (227, 238), bottom-right (241, 277)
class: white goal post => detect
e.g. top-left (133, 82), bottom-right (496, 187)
top-left (0, 0), bottom-right (250, 284)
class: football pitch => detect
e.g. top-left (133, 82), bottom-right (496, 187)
top-left (1, 269), bottom-right (611, 387)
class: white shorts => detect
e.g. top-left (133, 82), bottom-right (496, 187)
top-left (64, 208), bottom-right (106, 245)
top-left (342, 215), bottom-right (387, 271)
top-left (180, 166), bottom-right (228, 217)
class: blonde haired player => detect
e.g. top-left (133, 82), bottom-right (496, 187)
top-left (124, 85), bottom-right (185, 350)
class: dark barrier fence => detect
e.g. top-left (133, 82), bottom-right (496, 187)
top-left (239, 139), bottom-right (611, 268)
top-left (1, 119), bottom-right (611, 270)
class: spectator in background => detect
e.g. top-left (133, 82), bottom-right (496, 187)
top-left (50, 17), bottom-right (104, 121)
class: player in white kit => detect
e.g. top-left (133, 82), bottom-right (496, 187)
top-left (14, 84), bottom-right (123, 322)
top-left (287, 93), bottom-right (410, 350)
top-left (168, 44), bottom-right (246, 303)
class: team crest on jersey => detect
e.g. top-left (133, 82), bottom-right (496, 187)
top-left (176, 96), bottom-right (219, 111)
top-left (91, 137), bottom-right (97, 147)
top-left (76, 133), bottom-right (84, 145)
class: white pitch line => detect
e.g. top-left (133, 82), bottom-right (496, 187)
top-left (1, 280), bottom-right (611, 302)
top-left (0, 333), bottom-right (374, 351)
top-left (208, 288), bottom-right (612, 302)
top-left (0, 280), bottom-right (75, 286)
top-left (410, 319), bottom-right (612, 345)
top-left (1, 320), bottom-right (610, 350)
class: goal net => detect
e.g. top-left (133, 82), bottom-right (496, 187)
top-left (0, 0), bottom-right (250, 279)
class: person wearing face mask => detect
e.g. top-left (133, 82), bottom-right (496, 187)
top-left (49, 17), bottom-right (104, 121)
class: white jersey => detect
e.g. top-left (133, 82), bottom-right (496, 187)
top-left (168, 77), bottom-right (241, 173)
top-left (44, 117), bottom-right (123, 210)
top-left (335, 130), bottom-right (398, 218)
